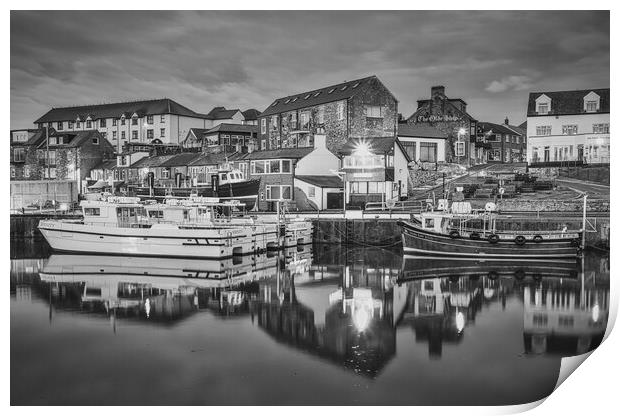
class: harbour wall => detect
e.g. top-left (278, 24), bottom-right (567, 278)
top-left (313, 217), bottom-right (610, 250)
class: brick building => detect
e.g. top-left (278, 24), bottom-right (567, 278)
top-left (476, 119), bottom-right (526, 163)
top-left (10, 128), bottom-right (115, 192)
top-left (183, 123), bottom-right (258, 152)
top-left (406, 86), bottom-right (478, 165)
top-left (257, 75), bottom-right (398, 155)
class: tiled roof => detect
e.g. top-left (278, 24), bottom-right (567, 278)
top-left (527, 88), bottom-right (610, 116)
top-left (296, 175), bottom-right (343, 188)
top-left (338, 136), bottom-right (397, 155)
top-left (234, 147), bottom-right (314, 161)
top-left (242, 109), bottom-right (260, 120)
top-left (206, 123), bottom-right (258, 135)
top-left (157, 152), bottom-right (202, 167)
top-left (34, 130), bottom-right (106, 148)
top-left (477, 122), bottom-right (519, 136)
top-left (189, 152), bottom-right (237, 166)
top-left (130, 154), bottom-right (177, 169)
top-left (93, 159), bottom-right (118, 171)
top-left (259, 75), bottom-right (379, 118)
top-left (200, 106), bottom-right (241, 120)
top-left (398, 124), bottom-right (448, 139)
top-left (35, 98), bottom-right (203, 123)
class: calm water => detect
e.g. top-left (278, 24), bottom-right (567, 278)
top-left (11, 240), bottom-right (610, 405)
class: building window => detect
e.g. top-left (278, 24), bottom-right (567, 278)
top-left (93, 135), bottom-right (99, 145)
top-left (121, 131), bottom-right (126, 140)
top-left (160, 128), bottom-right (165, 138)
top-left (132, 131), bottom-right (138, 140)
top-left (337, 102), bottom-right (345, 121)
top-left (266, 185), bottom-right (292, 200)
top-left (271, 115), bottom-right (278, 130)
top-left (147, 115), bottom-right (154, 124)
top-left (537, 103), bottom-right (549, 114)
top-left (68, 121), bottom-right (74, 129)
top-left (162, 168), bottom-right (170, 179)
top-left (536, 125), bottom-right (552, 136)
top-left (300, 112), bottom-right (310, 130)
top-left (24, 166), bottom-right (30, 178)
top-left (593, 123), bottom-right (609, 134)
top-left (505, 135), bottom-right (510, 143)
top-left (113, 131), bottom-right (117, 141)
top-left (121, 118), bottom-right (126, 126)
top-left (562, 125), bottom-right (578, 135)
top-left (100, 119), bottom-right (107, 128)
top-left (160, 115), bottom-right (165, 123)
top-left (13, 147), bottom-right (25, 162)
top-left (131, 117), bottom-right (138, 126)
top-left (44, 167), bottom-right (57, 179)
top-left (76, 122), bottom-right (81, 129)
top-left (402, 142), bottom-right (416, 160)
top-left (585, 101), bottom-right (598, 112)
top-left (261, 118), bottom-right (267, 135)
top-left (421, 142), bottom-right (439, 162)
top-left (112, 119), bottom-right (117, 126)
top-left (308, 186), bottom-right (316, 198)
top-left (147, 129), bottom-right (154, 139)
top-left (290, 112), bottom-right (297, 129)
top-left (281, 160), bottom-right (291, 173)
top-left (455, 141), bottom-right (466, 158)
top-left (10, 166), bottom-right (15, 178)
top-left (56, 122), bottom-right (63, 130)
top-left (365, 105), bottom-right (382, 118)
top-left (48, 150), bottom-right (56, 165)
top-left (86, 120), bottom-right (92, 129)
top-left (317, 106), bottom-right (325, 124)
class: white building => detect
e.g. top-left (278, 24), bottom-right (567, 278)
top-left (34, 100), bottom-right (248, 152)
top-left (397, 124), bottom-right (447, 163)
top-left (526, 89), bottom-right (609, 165)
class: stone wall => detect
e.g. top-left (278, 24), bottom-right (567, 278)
top-left (348, 77), bottom-right (398, 141)
top-left (498, 199), bottom-right (609, 212)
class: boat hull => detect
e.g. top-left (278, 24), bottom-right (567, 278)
top-left (398, 221), bottom-right (580, 258)
top-left (38, 220), bottom-right (257, 259)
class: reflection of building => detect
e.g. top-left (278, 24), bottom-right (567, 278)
top-left (526, 88), bottom-right (610, 165)
top-left (523, 282), bottom-right (608, 355)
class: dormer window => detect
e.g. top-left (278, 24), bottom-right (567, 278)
top-left (537, 103), bottom-right (549, 114)
top-left (583, 91), bottom-right (600, 113)
top-left (328, 88), bottom-right (335, 94)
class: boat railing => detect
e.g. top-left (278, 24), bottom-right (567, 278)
top-left (448, 225), bottom-right (580, 238)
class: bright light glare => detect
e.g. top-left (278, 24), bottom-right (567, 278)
top-left (145, 298), bottom-right (151, 319)
top-left (456, 311), bottom-right (465, 332)
top-left (458, 128), bottom-right (467, 136)
top-left (592, 304), bottom-right (600, 322)
top-left (354, 141), bottom-right (371, 156)
top-left (353, 308), bottom-right (371, 332)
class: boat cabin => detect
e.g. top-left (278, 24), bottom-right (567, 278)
top-left (81, 197), bottom-right (148, 228)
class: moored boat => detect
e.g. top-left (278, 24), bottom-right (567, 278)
top-left (398, 201), bottom-right (582, 258)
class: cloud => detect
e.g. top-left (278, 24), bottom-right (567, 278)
top-left (486, 76), bottom-right (535, 93)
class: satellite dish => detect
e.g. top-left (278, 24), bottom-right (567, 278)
top-left (485, 202), bottom-right (497, 212)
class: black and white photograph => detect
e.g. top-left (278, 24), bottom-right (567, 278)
top-left (8, 6), bottom-right (614, 409)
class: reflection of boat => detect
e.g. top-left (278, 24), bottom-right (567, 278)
top-left (400, 256), bottom-right (579, 282)
top-left (398, 204), bottom-right (581, 258)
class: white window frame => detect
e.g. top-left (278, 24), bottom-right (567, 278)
top-left (455, 141), bottom-right (465, 157)
top-left (536, 126), bottom-right (552, 136)
top-left (537, 103), bottom-right (549, 114)
top-left (261, 118), bottom-right (266, 135)
top-left (266, 184), bottom-right (292, 201)
top-left (13, 147), bottom-right (25, 162)
top-left (365, 105), bottom-right (382, 118)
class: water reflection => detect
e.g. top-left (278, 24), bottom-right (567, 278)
top-left (10, 242), bottom-right (610, 404)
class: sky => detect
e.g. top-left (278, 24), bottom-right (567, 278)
top-left (10, 10), bottom-right (609, 129)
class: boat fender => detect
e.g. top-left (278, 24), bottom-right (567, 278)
top-left (449, 230), bottom-right (460, 239)
top-left (570, 238), bottom-right (581, 247)
top-left (488, 271), bottom-right (499, 280)
top-left (533, 235), bottom-right (543, 243)
top-left (515, 235), bottom-right (526, 246)
top-left (469, 232), bottom-right (481, 240)
top-left (488, 234), bottom-right (500, 244)
top-left (514, 269), bottom-right (526, 280)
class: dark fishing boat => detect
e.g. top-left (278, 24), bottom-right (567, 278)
top-left (398, 202), bottom-right (582, 258)
top-left (130, 168), bottom-right (260, 210)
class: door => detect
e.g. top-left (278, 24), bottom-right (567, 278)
top-left (544, 147), bottom-right (550, 162)
top-left (326, 192), bottom-right (343, 210)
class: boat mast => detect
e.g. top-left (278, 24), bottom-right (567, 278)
top-left (581, 194), bottom-right (587, 249)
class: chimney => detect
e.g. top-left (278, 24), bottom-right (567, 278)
top-left (504, 117), bottom-right (509, 125)
top-left (314, 134), bottom-right (327, 149)
top-left (431, 85), bottom-right (445, 98)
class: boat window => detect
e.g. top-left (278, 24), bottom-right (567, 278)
top-left (424, 218), bottom-right (434, 228)
top-left (183, 210), bottom-right (189, 220)
top-left (148, 210), bottom-right (164, 218)
top-left (84, 208), bottom-right (100, 216)
top-left (221, 173), bottom-right (228, 181)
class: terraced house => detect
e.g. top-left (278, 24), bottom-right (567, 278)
top-left (34, 99), bottom-right (249, 152)
top-left (526, 88), bottom-right (610, 165)
top-left (257, 75), bottom-right (398, 155)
